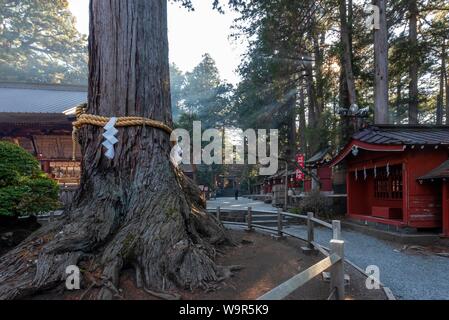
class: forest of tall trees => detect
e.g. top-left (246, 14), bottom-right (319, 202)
top-left (2, 0), bottom-right (448, 161)
top-left (227, 0), bottom-right (449, 159)
top-left (2, 0), bottom-right (448, 187)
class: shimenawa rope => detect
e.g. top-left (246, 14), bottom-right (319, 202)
top-left (72, 104), bottom-right (173, 160)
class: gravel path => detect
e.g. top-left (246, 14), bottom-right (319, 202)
top-left (208, 197), bottom-right (449, 300)
top-left (207, 197), bottom-right (277, 212)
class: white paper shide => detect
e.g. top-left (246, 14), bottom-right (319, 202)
top-left (102, 117), bottom-right (119, 160)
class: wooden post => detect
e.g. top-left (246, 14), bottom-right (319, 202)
top-left (332, 220), bottom-right (341, 240)
top-left (307, 212), bottom-right (315, 249)
top-left (246, 207), bottom-right (253, 232)
top-left (284, 163), bottom-right (288, 211)
top-left (277, 208), bottom-right (283, 237)
top-left (330, 239), bottom-right (345, 300)
top-left (217, 206), bottom-right (221, 222)
top-left (443, 182), bottom-right (449, 237)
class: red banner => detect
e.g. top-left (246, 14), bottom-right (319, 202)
top-left (295, 154), bottom-right (305, 181)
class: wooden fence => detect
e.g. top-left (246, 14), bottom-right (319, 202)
top-left (208, 206), bottom-right (346, 300)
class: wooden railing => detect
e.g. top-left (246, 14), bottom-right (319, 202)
top-left (258, 238), bottom-right (344, 300)
top-left (207, 206), bottom-right (345, 300)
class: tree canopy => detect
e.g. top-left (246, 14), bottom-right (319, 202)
top-left (0, 0), bottom-right (87, 84)
top-left (227, 0), bottom-right (449, 159)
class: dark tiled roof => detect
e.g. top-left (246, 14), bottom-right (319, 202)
top-left (353, 125), bottom-right (449, 145)
top-left (418, 160), bottom-right (449, 181)
top-left (306, 148), bottom-right (331, 164)
top-left (0, 113), bottom-right (73, 137)
top-left (0, 112), bottom-right (72, 125)
top-left (0, 83), bottom-right (87, 114)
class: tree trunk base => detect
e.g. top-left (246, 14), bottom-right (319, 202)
top-left (0, 168), bottom-right (234, 300)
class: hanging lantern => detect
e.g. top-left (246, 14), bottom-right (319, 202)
top-left (386, 163), bottom-right (390, 177)
top-left (364, 167), bottom-right (367, 180)
top-left (374, 165), bottom-right (377, 178)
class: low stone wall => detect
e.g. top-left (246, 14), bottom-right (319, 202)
top-left (59, 186), bottom-right (78, 208)
top-left (289, 194), bottom-right (347, 216)
top-left (248, 195), bottom-right (272, 204)
top-left (219, 210), bottom-right (247, 223)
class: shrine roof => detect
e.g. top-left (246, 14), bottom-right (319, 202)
top-left (0, 112), bottom-right (71, 124)
top-left (306, 148), bottom-right (332, 166)
top-left (330, 125), bottom-right (449, 167)
top-left (418, 160), bottom-right (449, 181)
top-left (0, 82), bottom-right (86, 114)
top-left (0, 113), bottom-right (73, 136)
top-left (353, 125), bottom-right (449, 146)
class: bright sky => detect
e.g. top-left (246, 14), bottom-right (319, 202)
top-left (68, 0), bottom-right (245, 85)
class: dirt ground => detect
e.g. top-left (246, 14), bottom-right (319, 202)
top-left (0, 216), bottom-right (41, 257)
top-left (118, 230), bottom-right (387, 300)
top-left (31, 229), bottom-right (387, 300)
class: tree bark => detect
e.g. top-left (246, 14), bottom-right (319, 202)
top-left (437, 42), bottom-right (446, 125)
top-left (286, 88), bottom-right (298, 159)
top-left (374, 0), bottom-right (389, 124)
top-left (298, 83), bottom-right (307, 156)
top-left (339, 0), bottom-right (357, 108)
top-left (408, 0), bottom-right (419, 124)
top-left (0, 0), bottom-right (231, 300)
top-left (446, 46), bottom-right (449, 125)
top-left (314, 30), bottom-right (325, 116)
top-left (396, 82), bottom-right (403, 123)
top-left (305, 64), bottom-right (317, 128)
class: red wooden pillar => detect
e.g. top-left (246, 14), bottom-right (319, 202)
top-left (41, 160), bottom-right (50, 174)
top-left (346, 171), bottom-right (352, 216)
top-left (402, 162), bottom-right (409, 226)
top-left (443, 181), bottom-right (449, 237)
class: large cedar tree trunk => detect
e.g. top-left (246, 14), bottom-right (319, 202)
top-left (338, 0), bottom-right (355, 141)
top-left (374, 0), bottom-right (389, 124)
top-left (437, 42), bottom-right (446, 125)
top-left (408, 0), bottom-right (419, 124)
top-left (0, 0), bottom-right (231, 300)
top-left (339, 0), bottom-right (357, 108)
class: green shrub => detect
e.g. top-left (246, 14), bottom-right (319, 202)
top-left (296, 190), bottom-right (334, 220)
top-left (0, 142), bottom-right (60, 217)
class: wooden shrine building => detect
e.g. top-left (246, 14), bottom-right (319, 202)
top-left (0, 82), bottom-right (86, 185)
top-left (331, 125), bottom-right (449, 237)
top-left (304, 148), bottom-right (334, 193)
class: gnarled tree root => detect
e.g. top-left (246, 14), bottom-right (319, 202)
top-left (0, 171), bottom-right (235, 300)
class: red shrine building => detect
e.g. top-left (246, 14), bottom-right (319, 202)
top-left (331, 125), bottom-right (449, 237)
top-left (0, 82), bottom-right (86, 185)
top-left (303, 148), bottom-right (334, 193)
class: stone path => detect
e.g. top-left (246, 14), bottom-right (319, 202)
top-left (207, 197), bottom-right (449, 300)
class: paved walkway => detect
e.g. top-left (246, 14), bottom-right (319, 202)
top-left (207, 197), bottom-right (449, 300)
